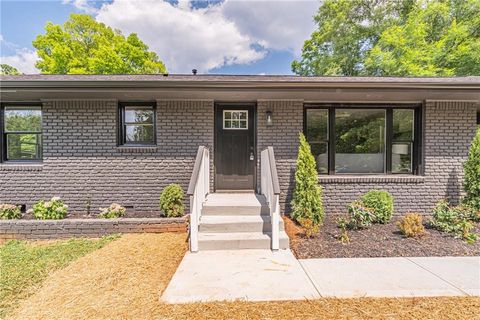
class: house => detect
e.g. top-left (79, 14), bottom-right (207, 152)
top-left (1, 75), bottom-right (479, 250)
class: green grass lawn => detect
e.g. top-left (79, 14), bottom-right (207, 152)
top-left (0, 235), bottom-right (119, 318)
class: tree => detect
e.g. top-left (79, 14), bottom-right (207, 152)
top-left (291, 133), bottom-right (325, 226)
top-left (366, 0), bottom-right (480, 76)
top-left (463, 128), bottom-right (480, 211)
top-left (293, 0), bottom-right (480, 76)
top-left (33, 14), bottom-right (166, 74)
top-left (0, 64), bottom-right (21, 75)
top-left (292, 0), bottom-right (414, 76)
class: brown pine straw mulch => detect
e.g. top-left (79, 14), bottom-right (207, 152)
top-left (8, 233), bottom-right (480, 320)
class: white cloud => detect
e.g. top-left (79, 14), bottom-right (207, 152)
top-left (0, 48), bottom-right (39, 74)
top-left (221, 0), bottom-right (318, 55)
top-left (95, 0), bottom-right (268, 73)
top-left (62, 0), bottom-right (99, 14)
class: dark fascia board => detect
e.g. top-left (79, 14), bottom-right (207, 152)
top-left (1, 75), bottom-right (480, 91)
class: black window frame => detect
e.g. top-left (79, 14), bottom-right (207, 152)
top-left (304, 104), bottom-right (422, 175)
top-left (118, 102), bottom-right (157, 146)
top-left (0, 103), bottom-right (43, 163)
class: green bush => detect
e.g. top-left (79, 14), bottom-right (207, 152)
top-left (463, 128), bottom-right (480, 211)
top-left (160, 184), bottom-right (185, 217)
top-left (99, 203), bottom-right (126, 218)
top-left (345, 201), bottom-right (375, 229)
top-left (361, 190), bottom-right (394, 223)
top-left (431, 200), bottom-right (477, 243)
top-left (291, 133), bottom-right (325, 226)
top-left (0, 204), bottom-right (21, 219)
top-left (30, 197), bottom-right (68, 220)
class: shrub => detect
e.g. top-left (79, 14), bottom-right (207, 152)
top-left (0, 204), bottom-right (21, 219)
top-left (99, 203), bottom-right (126, 218)
top-left (345, 201), bottom-right (375, 229)
top-left (361, 190), bottom-right (394, 223)
top-left (160, 184), bottom-right (185, 217)
top-left (431, 200), bottom-right (477, 243)
top-left (336, 217), bottom-right (350, 244)
top-left (291, 133), bottom-right (324, 226)
top-left (397, 213), bottom-right (425, 238)
top-left (463, 128), bottom-right (480, 211)
top-left (30, 197), bottom-right (68, 219)
top-left (298, 217), bottom-right (319, 238)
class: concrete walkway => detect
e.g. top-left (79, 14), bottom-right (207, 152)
top-left (161, 251), bottom-right (479, 303)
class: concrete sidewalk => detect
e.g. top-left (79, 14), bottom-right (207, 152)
top-left (161, 251), bottom-right (479, 303)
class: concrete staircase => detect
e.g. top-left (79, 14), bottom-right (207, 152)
top-left (198, 193), bottom-right (289, 250)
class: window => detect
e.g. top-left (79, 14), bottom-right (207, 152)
top-left (223, 110), bottom-right (248, 129)
top-left (1, 105), bottom-right (42, 161)
top-left (119, 103), bottom-right (156, 145)
top-left (305, 105), bottom-right (420, 175)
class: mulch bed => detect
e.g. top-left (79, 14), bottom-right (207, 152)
top-left (285, 215), bottom-right (480, 259)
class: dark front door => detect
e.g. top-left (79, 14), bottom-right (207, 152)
top-left (215, 104), bottom-right (255, 190)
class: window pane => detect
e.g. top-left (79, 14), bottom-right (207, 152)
top-left (5, 107), bottom-right (42, 132)
top-left (306, 109), bottom-right (328, 142)
top-left (393, 109), bottom-right (414, 140)
top-left (311, 142), bottom-right (328, 174)
top-left (224, 112), bottom-right (232, 120)
top-left (335, 109), bottom-right (385, 173)
top-left (125, 107), bottom-right (154, 123)
top-left (7, 133), bottom-right (41, 160)
top-left (125, 125), bottom-right (154, 143)
top-left (392, 142), bottom-right (412, 173)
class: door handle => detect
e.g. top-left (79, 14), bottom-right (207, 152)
top-left (250, 152), bottom-right (254, 161)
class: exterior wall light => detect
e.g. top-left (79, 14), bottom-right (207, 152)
top-left (266, 110), bottom-right (273, 127)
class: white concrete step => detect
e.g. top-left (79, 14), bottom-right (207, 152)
top-left (198, 231), bottom-right (290, 250)
top-left (202, 193), bottom-right (270, 216)
top-left (199, 215), bottom-right (285, 233)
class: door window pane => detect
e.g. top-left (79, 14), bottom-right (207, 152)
top-left (335, 109), bottom-right (385, 173)
top-left (6, 133), bottom-right (42, 160)
top-left (223, 111), bottom-right (247, 130)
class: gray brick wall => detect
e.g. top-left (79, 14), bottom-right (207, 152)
top-left (0, 217), bottom-right (187, 240)
top-left (0, 100), bottom-right (214, 214)
top-left (0, 98), bottom-right (476, 217)
top-left (256, 100), bottom-right (478, 215)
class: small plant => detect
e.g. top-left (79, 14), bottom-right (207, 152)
top-left (99, 203), bottom-right (126, 218)
top-left (160, 184), bottom-right (185, 217)
top-left (345, 201), bottom-right (375, 229)
top-left (291, 133), bottom-right (325, 226)
top-left (0, 204), bottom-right (21, 219)
top-left (361, 190), bottom-right (394, 224)
top-left (30, 197), bottom-right (68, 220)
top-left (298, 217), bottom-right (319, 238)
top-left (337, 217), bottom-right (350, 244)
top-left (431, 200), bottom-right (477, 243)
top-left (463, 128), bottom-right (480, 211)
top-left (397, 213), bottom-right (426, 238)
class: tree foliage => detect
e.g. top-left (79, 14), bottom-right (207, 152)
top-left (293, 0), bottom-right (480, 76)
top-left (463, 128), bottom-right (480, 211)
top-left (33, 14), bottom-right (166, 74)
top-left (0, 64), bottom-right (21, 75)
top-left (291, 133), bottom-right (325, 226)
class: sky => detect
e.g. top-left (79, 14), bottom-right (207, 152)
top-left (0, 0), bottom-right (320, 75)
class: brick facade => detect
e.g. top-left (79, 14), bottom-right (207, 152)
top-left (0, 217), bottom-right (187, 241)
top-left (0, 99), bottom-right (477, 216)
top-left (0, 100), bottom-right (214, 214)
top-left (256, 100), bottom-right (478, 215)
